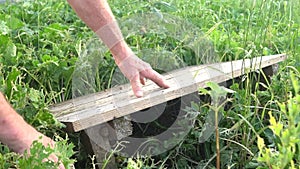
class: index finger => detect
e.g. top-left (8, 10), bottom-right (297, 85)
top-left (142, 69), bottom-right (170, 89)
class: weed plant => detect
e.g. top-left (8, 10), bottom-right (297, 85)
top-left (0, 0), bottom-right (299, 168)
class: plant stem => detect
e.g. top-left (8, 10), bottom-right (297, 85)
top-left (215, 108), bottom-right (220, 169)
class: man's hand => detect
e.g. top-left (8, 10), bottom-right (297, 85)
top-left (66, 0), bottom-right (170, 97)
top-left (11, 124), bottom-right (65, 169)
top-left (116, 52), bottom-right (170, 97)
top-left (36, 135), bottom-right (66, 169)
top-left (11, 123), bottom-right (65, 169)
top-left (0, 93), bottom-right (65, 169)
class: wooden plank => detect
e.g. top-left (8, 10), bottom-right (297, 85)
top-left (49, 54), bottom-right (287, 132)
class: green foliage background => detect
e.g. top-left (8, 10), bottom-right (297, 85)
top-left (0, 0), bottom-right (299, 168)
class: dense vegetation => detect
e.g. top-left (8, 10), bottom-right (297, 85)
top-left (0, 0), bottom-right (299, 168)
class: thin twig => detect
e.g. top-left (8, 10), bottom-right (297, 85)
top-left (215, 107), bottom-right (220, 169)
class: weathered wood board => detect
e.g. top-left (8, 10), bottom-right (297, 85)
top-left (50, 54), bottom-right (287, 132)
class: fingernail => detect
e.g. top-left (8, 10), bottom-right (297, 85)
top-left (136, 91), bottom-right (143, 97)
top-left (164, 82), bottom-right (170, 88)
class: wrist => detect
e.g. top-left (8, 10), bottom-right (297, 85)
top-left (13, 125), bottom-right (41, 154)
top-left (0, 94), bottom-right (41, 154)
top-left (95, 20), bottom-right (124, 50)
top-left (111, 44), bottom-right (135, 65)
top-left (94, 20), bottom-right (136, 65)
top-left (1, 116), bottom-right (40, 153)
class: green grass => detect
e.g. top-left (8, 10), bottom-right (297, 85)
top-left (0, 0), bottom-right (299, 168)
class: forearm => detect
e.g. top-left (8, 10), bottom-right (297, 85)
top-left (67, 0), bottom-right (130, 64)
top-left (67, 0), bottom-right (170, 97)
top-left (0, 93), bottom-right (41, 153)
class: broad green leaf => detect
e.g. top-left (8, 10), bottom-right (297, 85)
top-left (0, 35), bottom-right (17, 65)
top-left (290, 71), bottom-right (299, 94)
top-left (199, 87), bottom-right (209, 95)
top-left (0, 20), bottom-right (10, 35)
top-left (268, 111), bottom-right (283, 136)
top-left (257, 136), bottom-right (265, 151)
top-left (0, 14), bottom-right (24, 30)
top-left (4, 66), bottom-right (22, 99)
top-left (28, 88), bottom-right (40, 102)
